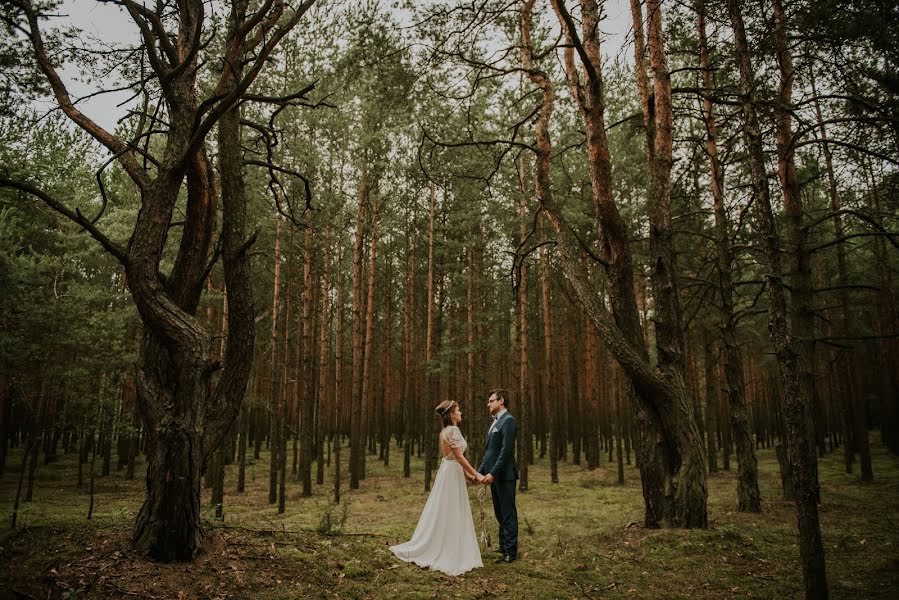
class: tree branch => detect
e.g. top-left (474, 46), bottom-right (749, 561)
top-left (0, 177), bottom-right (130, 265)
top-left (13, 0), bottom-right (149, 189)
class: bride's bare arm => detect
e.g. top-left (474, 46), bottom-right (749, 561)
top-left (450, 446), bottom-right (484, 481)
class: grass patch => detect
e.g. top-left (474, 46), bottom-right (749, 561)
top-left (1, 438), bottom-right (898, 598)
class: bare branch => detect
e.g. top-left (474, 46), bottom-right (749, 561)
top-left (0, 177), bottom-right (129, 265)
top-left (12, 0), bottom-right (149, 189)
top-left (809, 231), bottom-right (899, 253)
top-left (188, 0), bottom-right (318, 161)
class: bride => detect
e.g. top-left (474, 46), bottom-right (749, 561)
top-left (390, 400), bottom-right (484, 576)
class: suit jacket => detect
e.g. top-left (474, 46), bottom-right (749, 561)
top-left (479, 411), bottom-right (518, 481)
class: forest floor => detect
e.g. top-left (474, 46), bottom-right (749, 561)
top-left (1, 438), bottom-right (897, 600)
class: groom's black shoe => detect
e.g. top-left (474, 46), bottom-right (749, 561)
top-left (495, 554), bottom-right (516, 563)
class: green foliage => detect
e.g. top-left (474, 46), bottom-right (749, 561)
top-left (0, 111), bottom-right (137, 426)
top-left (314, 499), bottom-right (350, 535)
top-left (0, 2), bottom-right (56, 119)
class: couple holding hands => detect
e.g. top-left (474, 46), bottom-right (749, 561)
top-left (390, 389), bottom-right (519, 576)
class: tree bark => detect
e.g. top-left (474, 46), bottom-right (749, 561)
top-left (808, 67), bottom-right (873, 481)
top-left (424, 180), bottom-right (437, 492)
top-left (0, 304), bottom-right (8, 478)
top-left (300, 221), bottom-right (316, 496)
top-left (863, 161), bottom-right (899, 454)
top-left (402, 208), bottom-right (415, 479)
top-left (538, 219), bottom-right (558, 483)
top-left (516, 157), bottom-right (531, 491)
top-left (771, 0), bottom-right (823, 504)
top-left (702, 328), bottom-right (718, 474)
top-left (350, 155), bottom-right (368, 490)
top-left (547, 0), bottom-right (707, 527)
top-left (360, 191), bottom-right (380, 482)
top-left (334, 207), bottom-right (346, 504)
top-left (317, 227), bottom-right (332, 486)
top-left (727, 0), bottom-right (828, 594)
top-left (268, 216), bottom-right (284, 504)
top-left (696, 0), bottom-right (760, 511)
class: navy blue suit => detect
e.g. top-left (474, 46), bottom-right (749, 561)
top-left (478, 411), bottom-right (518, 558)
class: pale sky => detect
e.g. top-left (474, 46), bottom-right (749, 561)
top-left (43, 0), bottom-right (635, 133)
top-left (36, 0), bottom-right (138, 132)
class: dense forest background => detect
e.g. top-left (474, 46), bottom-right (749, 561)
top-left (1, 0), bottom-right (897, 598)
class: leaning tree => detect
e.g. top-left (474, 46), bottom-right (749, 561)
top-left (0, 0), bottom-right (317, 561)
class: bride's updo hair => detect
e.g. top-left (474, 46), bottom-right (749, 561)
top-left (434, 400), bottom-right (458, 429)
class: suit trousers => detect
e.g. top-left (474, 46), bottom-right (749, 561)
top-left (490, 479), bottom-right (518, 557)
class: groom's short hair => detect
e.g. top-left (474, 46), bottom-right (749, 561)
top-left (489, 388), bottom-right (509, 409)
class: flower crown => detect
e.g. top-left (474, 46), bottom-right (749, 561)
top-left (436, 401), bottom-right (457, 416)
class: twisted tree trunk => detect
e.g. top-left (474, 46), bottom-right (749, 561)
top-left (545, 0), bottom-right (707, 527)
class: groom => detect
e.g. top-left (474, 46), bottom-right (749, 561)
top-left (479, 388), bottom-right (518, 563)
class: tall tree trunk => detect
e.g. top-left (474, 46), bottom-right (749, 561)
top-left (863, 161), bottom-right (899, 454)
top-left (334, 208), bottom-right (346, 503)
top-left (516, 157), bottom-right (530, 491)
top-left (584, 310), bottom-right (600, 471)
top-left (772, 0), bottom-right (823, 504)
top-left (360, 193), bottom-right (380, 482)
top-left (644, 0), bottom-right (709, 520)
top-left (350, 156), bottom-right (368, 490)
top-left (0, 305), bottom-right (7, 477)
top-left (380, 258), bottom-right (393, 468)
top-left (237, 392), bottom-right (247, 493)
top-left (474, 225), bottom-right (488, 469)
top-left (466, 229), bottom-right (478, 466)
top-left (214, 281), bottom-right (230, 511)
top-left (702, 327), bottom-right (719, 474)
top-left (300, 222), bottom-right (316, 496)
top-left (538, 219), bottom-right (558, 483)
top-left (547, 0), bottom-right (707, 527)
top-left (87, 402), bottom-right (99, 521)
top-left (11, 428), bottom-right (35, 529)
top-left (616, 381), bottom-right (625, 483)
top-left (268, 217), bottom-right (284, 504)
top-left (809, 69), bottom-right (873, 481)
top-left (124, 373), bottom-right (139, 480)
top-left (551, 0), bottom-right (659, 526)
top-left (696, 0), bottom-right (760, 511)
top-left (424, 181), bottom-right (437, 492)
top-left (210, 440), bottom-right (225, 520)
top-left (727, 0), bottom-right (828, 595)
top-left (317, 227), bottom-right (332, 486)
top-left (25, 387), bottom-right (44, 502)
top-left (402, 209), bottom-right (415, 479)
top-left (129, 16), bottom-right (257, 550)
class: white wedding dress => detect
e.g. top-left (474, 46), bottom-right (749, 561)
top-left (390, 426), bottom-right (483, 576)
